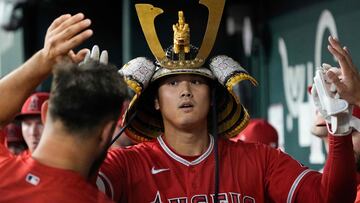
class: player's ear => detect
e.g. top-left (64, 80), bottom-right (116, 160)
top-left (41, 100), bottom-right (49, 124)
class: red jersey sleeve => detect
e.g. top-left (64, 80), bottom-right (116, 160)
top-left (98, 147), bottom-right (127, 201)
top-left (261, 145), bottom-right (312, 202)
top-left (226, 140), bottom-right (312, 202)
top-left (98, 145), bottom-right (149, 202)
top-left (294, 134), bottom-right (356, 203)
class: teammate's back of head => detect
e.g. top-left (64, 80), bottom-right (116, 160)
top-left (48, 60), bottom-right (127, 135)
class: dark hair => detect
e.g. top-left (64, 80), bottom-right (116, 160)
top-left (49, 60), bottom-right (127, 134)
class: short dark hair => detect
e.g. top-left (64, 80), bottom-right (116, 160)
top-left (49, 60), bottom-right (127, 134)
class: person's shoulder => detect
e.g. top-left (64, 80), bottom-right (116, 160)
top-left (45, 183), bottom-right (114, 203)
top-left (0, 151), bottom-right (32, 173)
top-left (71, 183), bottom-right (114, 203)
top-left (107, 139), bottom-right (159, 157)
top-left (222, 138), bottom-right (280, 155)
top-left (222, 138), bottom-right (263, 148)
top-left (42, 169), bottom-right (114, 202)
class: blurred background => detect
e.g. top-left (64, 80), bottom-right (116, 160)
top-left (1, 0), bottom-right (359, 170)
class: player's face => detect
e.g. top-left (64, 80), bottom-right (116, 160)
top-left (310, 110), bottom-right (328, 138)
top-left (352, 131), bottom-right (360, 172)
top-left (156, 74), bottom-right (210, 131)
top-left (21, 116), bottom-right (43, 152)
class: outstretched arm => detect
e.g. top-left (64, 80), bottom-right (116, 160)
top-left (327, 36), bottom-right (360, 107)
top-left (0, 13), bottom-right (92, 128)
top-left (295, 36), bottom-right (357, 202)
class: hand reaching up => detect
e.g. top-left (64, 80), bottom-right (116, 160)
top-left (41, 13), bottom-right (93, 68)
top-left (327, 36), bottom-right (360, 107)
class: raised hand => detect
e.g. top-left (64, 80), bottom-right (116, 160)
top-left (0, 13), bottom-right (93, 127)
top-left (327, 36), bottom-right (360, 107)
top-left (41, 13), bottom-right (93, 67)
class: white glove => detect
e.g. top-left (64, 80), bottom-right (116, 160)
top-left (312, 63), bottom-right (352, 136)
top-left (79, 45), bottom-right (108, 65)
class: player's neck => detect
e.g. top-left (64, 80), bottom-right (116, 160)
top-left (163, 125), bottom-right (209, 157)
top-left (32, 120), bottom-right (96, 178)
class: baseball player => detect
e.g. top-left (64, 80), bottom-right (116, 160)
top-left (0, 13), bottom-right (125, 202)
top-left (96, 2), bottom-right (356, 202)
top-left (310, 37), bottom-right (360, 202)
top-left (14, 92), bottom-right (49, 153)
top-left (230, 119), bottom-right (278, 148)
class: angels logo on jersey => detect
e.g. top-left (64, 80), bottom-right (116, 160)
top-left (151, 191), bottom-right (255, 203)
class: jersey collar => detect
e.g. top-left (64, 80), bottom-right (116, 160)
top-left (157, 135), bottom-right (214, 166)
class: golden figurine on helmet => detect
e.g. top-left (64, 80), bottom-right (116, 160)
top-left (173, 11), bottom-right (190, 56)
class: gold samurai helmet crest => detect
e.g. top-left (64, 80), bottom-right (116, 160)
top-left (135, 0), bottom-right (226, 69)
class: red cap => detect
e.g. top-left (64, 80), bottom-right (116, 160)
top-left (231, 119), bottom-right (278, 148)
top-left (4, 123), bottom-right (23, 142)
top-left (16, 92), bottom-right (49, 119)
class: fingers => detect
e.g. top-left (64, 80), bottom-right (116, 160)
top-left (90, 45), bottom-right (100, 60)
top-left (328, 36), bottom-right (345, 56)
top-left (343, 46), bottom-right (355, 69)
top-left (91, 46), bottom-right (109, 65)
top-left (326, 70), bottom-right (346, 94)
top-left (99, 50), bottom-right (108, 65)
top-left (78, 49), bottom-right (90, 58)
top-left (44, 13), bottom-right (93, 60)
top-left (81, 45), bottom-right (108, 65)
top-left (82, 45), bottom-right (101, 64)
top-left (46, 13), bottom-right (86, 42)
top-left (82, 49), bottom-right (91, 64)
top-left (56, 19), bottom-right (93, 48)
top-left (327, 67), bottom-right (342, 80)
top-left (51, 13), bottom-right (87, 39)
top-left (328, 36), bottom-right (356, 76)
top-left (70, 49), bottom-right (90, 64)
top-left (47, 14), bottom-right (71, 33)
top-left (56, 29), bottom-right (93, 59)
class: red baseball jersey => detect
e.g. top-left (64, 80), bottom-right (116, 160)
top-left (99, 135), bottom-right (320, 202)
top-left (0, 128), bottom-right (6, 147)
top-left (356, 174), bottom-right (360, 203)
top-left (0, 130), bottom-right (114, 203)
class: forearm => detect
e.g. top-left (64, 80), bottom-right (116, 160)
top-left (296, 135), bottom-right (356, 203)
top-left (321, 135), bottom-right (356, 202)
top-left (0, 50), bottom-right (53, 128)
